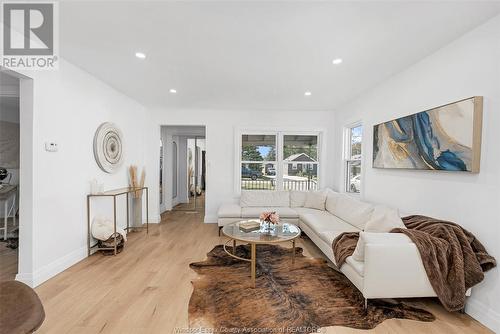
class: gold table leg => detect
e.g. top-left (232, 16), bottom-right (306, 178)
top-left (233, 239), bottom-right (236, 254)
top-left (251, 243), bottom-right (256, 288)
top-left (292, 239), bottom-right (296, 265)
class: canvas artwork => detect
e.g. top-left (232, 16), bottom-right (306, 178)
top-left (373, 97), bottom-right (483, 173)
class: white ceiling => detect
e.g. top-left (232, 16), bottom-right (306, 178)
top-left (60, 1), bottom-right (500, 111)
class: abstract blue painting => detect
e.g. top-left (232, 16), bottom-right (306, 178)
top-left (373, 97), bottom-right (483, 173)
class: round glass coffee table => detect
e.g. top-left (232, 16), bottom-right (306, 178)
top-left (222, 220), bottom-right (301, 288)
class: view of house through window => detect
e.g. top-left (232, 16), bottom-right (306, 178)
top-left (240, 133), bottom-right (319, 191)
top-left (282, 135), bottom-right (318, 190)
top-left (345, 125), bottom-right (362, 193)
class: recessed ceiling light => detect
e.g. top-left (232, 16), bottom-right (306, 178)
top-left (304, 91), bottom-right (312, 96)
top-left (332, 58), bottom-right (343, 65)
top-left (135, 52), bottom-right (146, 59)
top-left (169, 89), bottom-right (177, 94)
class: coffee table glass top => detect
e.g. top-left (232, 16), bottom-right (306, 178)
top-left (222, 220), bottom-right (301, 244)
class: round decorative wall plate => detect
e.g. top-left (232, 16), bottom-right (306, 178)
top-left (93, 122), bottom-right (123, 173)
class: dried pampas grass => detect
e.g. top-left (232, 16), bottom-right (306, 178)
top-left (129, 165), bottom-right (146, 198)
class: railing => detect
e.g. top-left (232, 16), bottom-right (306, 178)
top-left (241, 179), bottom-right (276, 190)
top-left (241, 177), bottom-right (318, 191)
top-left (283, 179), bottom-right (318, 191)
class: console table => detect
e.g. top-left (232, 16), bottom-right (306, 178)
top-left (87, 187), bottom-right (149, 256)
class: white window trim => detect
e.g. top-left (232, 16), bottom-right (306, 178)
top-left (342, 121), bottom-right (363, 196)
top-left (234, 127), bottom-right (324, 194)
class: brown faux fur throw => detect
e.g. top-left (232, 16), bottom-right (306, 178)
top-left (333, 215), bottom-right (497, 312)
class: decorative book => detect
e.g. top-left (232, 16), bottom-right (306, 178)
top-left (239, 221), bottom-right (261, 232)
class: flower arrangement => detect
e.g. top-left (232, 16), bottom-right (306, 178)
top-left (260, 211), bottom-right (280, 225)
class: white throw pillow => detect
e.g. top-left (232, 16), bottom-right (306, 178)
top-left (290, 191), bottom-right (307, 207)
top-left (364, 205), bottom-right (406, 232)
top-left (352, 206), bottom-right (406, 261)
top-left (334, 195), bottom-right (374, 229)
top-left (325, 189), bottom-right (341, 214)
top-left (240, 190), bottom-right (290, 207)
top-left (303, 191), bottom-right (327, 210)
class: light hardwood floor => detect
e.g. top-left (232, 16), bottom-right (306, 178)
top-left (34, 209), bottom-right (492, 334)
top-left (0, 242), bottom-right (17, 282)
top-left (0, 217), bottom-right (19, 282)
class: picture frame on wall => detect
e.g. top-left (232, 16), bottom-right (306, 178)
top-left (373, 96), bottom-right (483, 173)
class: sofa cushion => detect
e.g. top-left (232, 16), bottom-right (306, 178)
top-left (241, 207), bottom-right (298, 219)
top-left (301, 212), bottom-right (360, 236)
top-left (325, 189), bottom-right (341, 214)
top-left (240, 191), bottom-right (290, 207)
top-left (304, 191), bottom-right (327, 210)
top-left (290, 191), bottom-right (307, 207)
top-left (334, 194), bottom-right (374, 229)
top-left (217, 203), bottom-right (242, 218)
top-left (294, 207), bottom-right (325, 216)
top-left (318, 230), bottom-right (343, 245)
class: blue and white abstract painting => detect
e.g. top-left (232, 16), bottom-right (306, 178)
top-left (373, 97), bottom-right (482, 172)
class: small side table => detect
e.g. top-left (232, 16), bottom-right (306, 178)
top-left (87, 187), bottom-right (149, 256)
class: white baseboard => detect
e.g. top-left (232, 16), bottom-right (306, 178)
top-left (16, 246), bottom-right (87, 288)
top-left (204, 214), bottom-right (217, 224)
top-left (15, 272), bottom-right (34, 287)
top-left (143, 214), bottom-right (161, 224)
top-left (467, 297), bottom-right (500, 333)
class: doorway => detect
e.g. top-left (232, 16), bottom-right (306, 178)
top-left (176, 136), bottom-right (205, 211)
top-left (0, 71), bottom-right (20, 282)
top-left (159, 126), bottom-right (206, 214)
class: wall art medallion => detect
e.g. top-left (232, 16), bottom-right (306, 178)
top-left (93, 122), bottom-right (123, 173)
top-left (373, 97), bottom-right (483, 173)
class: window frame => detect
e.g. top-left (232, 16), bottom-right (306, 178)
top-left (240, 133), bottom-right (278, 191)
top-left (235, 129), bottom-right (323, 194)
top-left (343, 122), bottom-right (363, 195)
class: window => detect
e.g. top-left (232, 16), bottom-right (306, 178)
top-left (239, 132), bottom-right (320, 191)
top-left (282, 135), bottom-right (318, 191)
top-left (345, 124), bottom-right (362, 193)
top-left (241, 134), bottom-right (276, 190)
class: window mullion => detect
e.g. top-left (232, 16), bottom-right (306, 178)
top-left (276, 132), bottom-right (283, 191)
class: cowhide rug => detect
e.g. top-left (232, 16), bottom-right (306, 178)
top-left (189, 244), bottom-right (434, 332)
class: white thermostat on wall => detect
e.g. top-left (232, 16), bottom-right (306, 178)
top-left (45, 142), bottom-right (58, 152)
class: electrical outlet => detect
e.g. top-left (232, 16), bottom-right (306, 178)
top-left (45, 142), bottom-right (58, 152)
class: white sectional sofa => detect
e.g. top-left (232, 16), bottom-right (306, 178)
top-left (217, 189), bottom-right (438, 304)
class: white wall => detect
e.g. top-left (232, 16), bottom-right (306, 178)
top-left (147, 109), bottom-right (334, 223)
top-left (14, 59), bottom-right (150, 287)
top-left (331, 14), bottom-right (500, 331)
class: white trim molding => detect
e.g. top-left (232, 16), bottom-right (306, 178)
top-left (467, 297), bottom-right (500, 333)
top-left (16, 246), bottom-right (87, 288)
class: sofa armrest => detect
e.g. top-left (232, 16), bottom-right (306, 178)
top-left (362, 233), bottom-right (436, 299)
